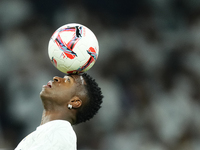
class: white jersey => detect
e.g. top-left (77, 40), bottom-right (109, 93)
top-left (15, 120), bottom-right (77, 150)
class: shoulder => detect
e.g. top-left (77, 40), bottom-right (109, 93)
top-left (38, 120), bottom-right (76, 139)
top-left (15, 120), bottom-right (77, 150)
top-left (39, 120), bottom-right (73, 130)
top-left (38, 120), bottom-right (77, 148)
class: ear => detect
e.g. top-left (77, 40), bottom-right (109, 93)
top-left (68, 96), bottom-right (82, 109)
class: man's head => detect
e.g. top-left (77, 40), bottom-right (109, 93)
top-left (40, 73), bottom-right (103, 125)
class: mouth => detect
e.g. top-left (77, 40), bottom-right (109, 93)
top-left (47, 81), bottom-right (52, 88)
top-left (43, 80), bottom-right (52, 88)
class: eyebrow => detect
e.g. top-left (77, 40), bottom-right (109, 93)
top-left (68, 75), bottom-right (75, 81)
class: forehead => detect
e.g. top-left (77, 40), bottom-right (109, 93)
top-left (68, 74), bottom-right (87, 98)
top-left (66, 74), bottom-right (85, 85)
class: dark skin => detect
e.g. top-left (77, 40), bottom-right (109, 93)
top-left (40, 74), bottom-right (88, 125)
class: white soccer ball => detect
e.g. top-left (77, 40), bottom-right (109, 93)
top-left (48, 23), bottom-right (99, 74)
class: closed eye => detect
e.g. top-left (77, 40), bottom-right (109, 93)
top-left (64, 75), bottom-right (75, 82)
top-left (64, 76), bottom-right (70, 82)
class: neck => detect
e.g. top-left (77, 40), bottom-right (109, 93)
top-left (40, 99), bottom-right (77, 125)
top-left (40, 109), bottom-right (76, 125)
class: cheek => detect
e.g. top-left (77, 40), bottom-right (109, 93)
top-left (53, 88), bottom-right (74, 104)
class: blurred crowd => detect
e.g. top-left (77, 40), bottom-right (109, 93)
top-left (1, 0), bottom-right (200, 150)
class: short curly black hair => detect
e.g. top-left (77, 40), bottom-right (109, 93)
top-left (75, 73), bottom-right (103, 125)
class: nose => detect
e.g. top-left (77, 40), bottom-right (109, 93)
top-left (53, 76), bottom-right (61, 82)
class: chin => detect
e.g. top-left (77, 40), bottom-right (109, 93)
top-left (40, 89), bottom-right (56, 105)
top-left (40, 89), bottom-right (49, 101)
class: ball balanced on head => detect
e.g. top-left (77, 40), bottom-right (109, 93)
top-left (48, 23), bottom-right (99, 74)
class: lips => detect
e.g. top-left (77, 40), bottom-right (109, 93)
top-left (43, 80), bottom-right (52, 88)
top-left (47, 81), bottom-right (52, 88)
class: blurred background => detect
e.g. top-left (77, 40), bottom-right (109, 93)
top-left (1, 0), bottom-right (200, 150)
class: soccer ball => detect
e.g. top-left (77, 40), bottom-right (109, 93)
top-left (48, 23), bottom-right (99, 74)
